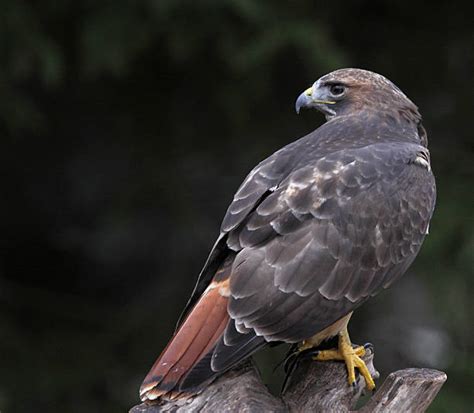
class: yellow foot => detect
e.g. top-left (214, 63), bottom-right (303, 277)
top-left (312, 328), bottom-right (376, 391)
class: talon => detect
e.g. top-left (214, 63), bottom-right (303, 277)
top-left (353, 345), bottom-right (366, 357)
top-left (309, 327), bottom-right (376, 391)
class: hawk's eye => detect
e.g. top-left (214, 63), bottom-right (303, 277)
top-left (329, 84), bottom-right (346, 96)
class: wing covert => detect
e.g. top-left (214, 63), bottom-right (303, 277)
top-left (225, 141), bottom-right (436, 342)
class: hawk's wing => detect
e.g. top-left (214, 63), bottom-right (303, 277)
top-left (205, 140), bottom-right (435, 372)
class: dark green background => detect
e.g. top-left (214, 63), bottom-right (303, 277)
top-left (0, 1), bottom-right (472, 412)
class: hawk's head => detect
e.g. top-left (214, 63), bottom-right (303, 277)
top-left (296, 68), bottom-right (421, 124)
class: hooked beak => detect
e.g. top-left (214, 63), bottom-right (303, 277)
top-left (295, 86), bottom-right (336, 115)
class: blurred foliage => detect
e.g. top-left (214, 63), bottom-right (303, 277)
top-left (0, 0), bottom-right (344, 135)
top-left (0, 0), bottom-right (472, 412)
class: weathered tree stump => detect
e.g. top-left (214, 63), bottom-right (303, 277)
top-left (130, 347), bottom-right (446, 413)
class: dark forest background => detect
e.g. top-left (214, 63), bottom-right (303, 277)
top-left (0, 1), bottom-right (472, 412)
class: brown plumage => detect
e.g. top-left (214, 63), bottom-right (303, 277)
top-left (139, 68), bottom-right (436, 402)
top-left (140, 257), bottom-right (233, 400)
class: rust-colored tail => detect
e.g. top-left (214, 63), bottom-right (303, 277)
top-left (139, 265), bottom-right (231, 401)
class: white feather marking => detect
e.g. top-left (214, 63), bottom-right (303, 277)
top-left (414, 155), bottom-right (431, 171)
top-left (313, 160), bottom-right (357, 185)
top-left (284, 181), bottom-right (306, 196)
top-left (375, 224), bottom-right (383, 246)
top-left (332, 160), bottom-right (356, 174)
top-left (219, 286), bottom-right (230, 297)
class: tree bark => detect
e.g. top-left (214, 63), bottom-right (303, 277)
top-left (130, 347), bottom-right (446, 413)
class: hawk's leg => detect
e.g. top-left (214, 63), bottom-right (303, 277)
top-left (308, 328), bottom-right (376, 391)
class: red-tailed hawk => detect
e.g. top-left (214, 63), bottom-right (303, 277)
top-left (139, 68), bottom-right (436, 401)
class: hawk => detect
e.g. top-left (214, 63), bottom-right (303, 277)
top-left (140, 68), bottom-right (436, 401)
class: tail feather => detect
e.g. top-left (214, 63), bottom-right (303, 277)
top-left (140, 255), bottom-right (269, 402)
top-left (195, 311), bottom-right (229, 361)
top-left (160, 292), bottom-right (228, 391)
top-left (140, 281), bottom-right (229, 401)
top-left (180, 324), bottom-right (266, 391)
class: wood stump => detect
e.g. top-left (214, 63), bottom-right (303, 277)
top-left (130, 347), bottom-right (446, 412)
